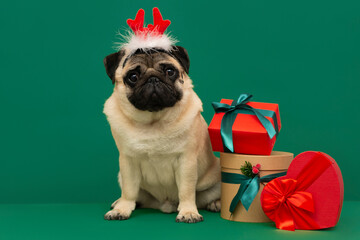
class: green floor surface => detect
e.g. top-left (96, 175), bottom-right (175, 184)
top-left (0, 201), bottom-right (359, 240)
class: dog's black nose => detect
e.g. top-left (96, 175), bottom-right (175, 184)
top-left (147, 77), bottom-right (160, 84)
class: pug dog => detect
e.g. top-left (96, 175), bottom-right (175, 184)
top-left (102, 46), bottom-right (221, 223)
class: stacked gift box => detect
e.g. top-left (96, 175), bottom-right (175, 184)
top-left (208, 94), bottom-right (344, 230)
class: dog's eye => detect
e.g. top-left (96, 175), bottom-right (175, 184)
top-left (166, 67), bottom-right (175, 77)
top-left (128, 73), bottom-right (139, 84)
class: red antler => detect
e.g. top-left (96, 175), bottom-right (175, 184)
top-left (147, 7), bottom-right (171, 35)
top-left (127, 8), bottom-right (171, 36)
top-left (126, 9), bottom-right (145, 34)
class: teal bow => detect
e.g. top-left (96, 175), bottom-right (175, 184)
top-left (212, 94), bottom-right (278, 153)
top-left (222, 171), bottom-right (287, 213)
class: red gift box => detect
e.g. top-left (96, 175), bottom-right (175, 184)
top-left (208, 98), bottom-right (281, 155)
top-left (260, 151), bottom-right (344, 231)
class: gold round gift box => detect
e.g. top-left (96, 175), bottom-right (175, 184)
top-left (220, 151), bottom-right (294, 222)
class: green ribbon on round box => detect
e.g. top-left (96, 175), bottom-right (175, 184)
top-left (221, 171), bottom-right (287, 213)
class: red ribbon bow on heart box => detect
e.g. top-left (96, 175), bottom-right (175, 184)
top-left (260, 151), bottom-right (344, 231)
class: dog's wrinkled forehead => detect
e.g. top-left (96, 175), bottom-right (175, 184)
top-left (124, 52), bottom-right (172, 69)
top-left (122, 48), bottom-right (183, 70)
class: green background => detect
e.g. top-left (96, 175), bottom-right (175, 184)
top-left (1, 0), bottom-right (359, 203)
top-left (1, 1), bottom-right (360, 238)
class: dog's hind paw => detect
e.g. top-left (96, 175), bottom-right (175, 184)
top-left (160, 201), bottom-right (177, 213)
top-left (104, 209), bottom-right (130, 221)
top-left (206, 199), bottom-right (221, 212)
top-left (110, 198), bottom-right (119, 209)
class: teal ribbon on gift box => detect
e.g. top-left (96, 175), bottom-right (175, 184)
top-left (222, 171), bottom-right (287, 213)
top-left (212, 94), bottom-right (279, 153)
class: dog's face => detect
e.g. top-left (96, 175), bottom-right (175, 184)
top-left (104, 47), bottom-right (190, 112)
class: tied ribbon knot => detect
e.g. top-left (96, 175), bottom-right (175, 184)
top-left (261, 152), bottom-right (333, 231)
top-left (262, 178), bottom-right (316, 231)
top-left (212, 94), bottom-right (277, 153)
top-left (221, 171), bottom-right (287, 213)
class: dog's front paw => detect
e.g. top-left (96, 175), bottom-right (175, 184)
top-left (176, 210), bottom-right (203, 223)
top-left (104, 209), bottom-right (130, 221)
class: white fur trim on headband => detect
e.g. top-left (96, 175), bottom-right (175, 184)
top-left (115, 32), bottom-right (177, 54)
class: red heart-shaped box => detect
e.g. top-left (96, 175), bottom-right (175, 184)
top-left (260, 151), bottom-right (344, 230)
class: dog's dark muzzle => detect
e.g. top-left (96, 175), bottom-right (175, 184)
top-left (147, 76), bottom-right (160, 85)
top-left (146, 76), bottom-right (164, 96)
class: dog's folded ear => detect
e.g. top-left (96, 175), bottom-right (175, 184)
top-left (171, 46), bottom-right (190, 74)
top-left (104, 50), bottom-right (125, 84)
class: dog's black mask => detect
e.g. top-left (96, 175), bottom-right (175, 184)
top-left (104, 46), bottom-right (190, 112)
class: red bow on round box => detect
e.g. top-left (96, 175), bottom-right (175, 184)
top-left (260, 151), bottom-right (344, 231)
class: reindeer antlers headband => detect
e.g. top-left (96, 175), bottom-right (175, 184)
top-left (117, 8), bottom-right (177, 54)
